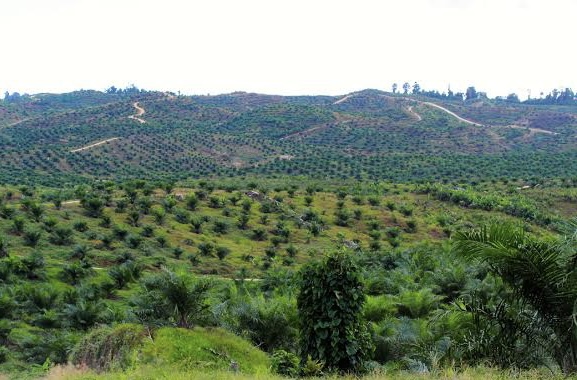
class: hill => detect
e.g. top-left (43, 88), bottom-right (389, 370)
top-left (0, 178), bottom-right (575, 378)
top-left (1, 89), bottom-right (577, 185)
top-left (3, 87), bottom-right (577, 378)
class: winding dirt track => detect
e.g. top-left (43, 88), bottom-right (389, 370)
top-left (421, 101), bottom-right (483, 126)
top-left (70, 137), bottom-right (120, 153)
top-left (382, 95), bottom-right (558, 135)
top-left (406, 105), bottom-right (422, 121)
top-left (128, 102), bottom-right (146, 123)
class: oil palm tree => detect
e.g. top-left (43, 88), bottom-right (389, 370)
top-left (453, 223), bottom-right (577, 373)
top-left (132, 269), bottom-right (212, 328)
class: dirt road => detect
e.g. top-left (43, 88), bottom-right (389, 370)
top-left (385, 95), bottom-right (557, 135)
top-left (128, 102), bottom-right (146, 123)
top-left (407, 105), bottom-right (422, 121)
top-left (70, 137), bottom-right (120, 153)
top-left (333, 94), bottom-right (354, 105)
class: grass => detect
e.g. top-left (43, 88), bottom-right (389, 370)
top-left (138, 327), bottom-right (270, 374)
top-left (46, 365), bottom-right (576, 380)
top-left (43, 326), bottom-right (271, 380)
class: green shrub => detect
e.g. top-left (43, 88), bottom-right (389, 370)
top-left (216, 246), bottom-right (231, 261)
top-left (0, 345), bottom-right (8, 363)
top-left (213, 219), bottom-right (229, 234)
top-left (73, 220), bottom-right (89, 232)
top-left (219, 295), bottom-right (298, 353)
top-left (301, 355), bottom-right (324, 377)
top-left (396, 288), bottom-right (442, 318)
top-left (49, 226), bottom-right (74, 246)
top-left (363, 295), bottom-right (398, 322)
top-left (271, 349), bottom-right (299, 377)
top-left (9, 326), bottom-right (78, 364)
top-left (252, 227), bottom-right (268, 241)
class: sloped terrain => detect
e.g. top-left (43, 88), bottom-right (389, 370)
top-left (1, 89), bottom-right (577, 185)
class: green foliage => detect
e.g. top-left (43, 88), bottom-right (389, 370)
top-left (8, 326), bottom-right (78, 364)
top-left (108, 261), bottom-right (142, 289)
top-left (82, 196), bottom-right (105, 218)
top-left (0, 177), bottom-right (576, 376)
top-left (130, 269), bottom-right (213, 328)
top-left (271, 349), bottom-right (300, 377)
top-left (454, 223), bottom-right (577, 373)
top-left (301, 355), bottom-right (324, 377)
top-left (217, 293), bottom-right (298, 353)
top-left (0, 235), bottom-right (9, 257)
top-left (298, 250), bottom-right (373, 373)
top-left (0, 345), bottom-right (8, 363)
top-left (49, 226), bottom-right (74, 245)
top-left (215, 246), bottom-right (231, 261)
top-left (62, 299), bottom-right (105, 330)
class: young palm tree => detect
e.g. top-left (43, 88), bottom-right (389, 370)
top-left (453, 223), bottom-right (577, 373)
top-left (132, 269), bottom-right (212, 328)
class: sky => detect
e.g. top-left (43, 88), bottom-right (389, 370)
top-left (1, 0), bottom-right (576, 98)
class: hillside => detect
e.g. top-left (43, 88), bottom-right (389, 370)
top-left (1, 89), bottom-right (577, 186)
top-left (0, 178), bottom-right (575, 376)
top-left (3, 87), bottom-right (577, 378)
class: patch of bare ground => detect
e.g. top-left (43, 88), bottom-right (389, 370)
top-left (406, 105), bottom-right (422, 121)
top-left (70, 137), bottom-right (120, 153)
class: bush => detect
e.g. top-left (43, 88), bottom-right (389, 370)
top-left (73, 220), bottom-right (89, 232)
top-left (108, 266), bottom-right (131, 290)
top-left (251, 227), bottom-right (268, 241)
top-left (0, 345), bottom-right (8, 363)
top-left (141, 225), bottom-right (155, 237)
top-left (60, 263), bottom-right (91, 285)
top-left (217, 295), bottom-right (298, 353)
top-left (49, 226), bottom-right (74, 246)
top-left (271, 349), bottom-right (300, 377)
top-left (9, 326), bottom-right (78, 364)
top-left (216, 246), bottom-right (231, 261)
top-left (23, 229), bottom-right (42, 247)
top-left (213, 220), bottom-right (229, 234)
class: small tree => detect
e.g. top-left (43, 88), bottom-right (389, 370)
top-left (466, 86), bottom-right (477, 100)
top-left (297, 250), bottom-right (373, 373)
top-left (131, 269), bottom-right (212, 328)
top-left (82, 196), bottom-right (105, 218)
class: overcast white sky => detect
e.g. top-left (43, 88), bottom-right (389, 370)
top-left (1, 0), bottom-right (575, 98)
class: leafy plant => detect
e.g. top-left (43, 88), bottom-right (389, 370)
top-left (130, 269), bottom-right (212, 328)
top-left (454, 223), bottom-right (577, 373)
top-left (271, 349), bottom-right (300, 377)
top-left (298, 250), bottom-right (373, 373)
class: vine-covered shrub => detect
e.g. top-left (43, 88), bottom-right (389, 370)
top-left (297, 250), bottom-right (373, 374)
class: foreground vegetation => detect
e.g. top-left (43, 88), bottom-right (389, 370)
top-left (0, 178), bottom-right (576, 379)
